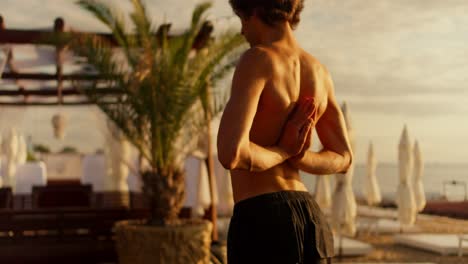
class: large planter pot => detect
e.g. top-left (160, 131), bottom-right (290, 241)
top-left (114, 219), bottom-right (213, 264)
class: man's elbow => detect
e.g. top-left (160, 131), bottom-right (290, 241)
top-left (340, 150), bottom-right (353, 174)
top-left (218, 139), bottom-right (250, 170)
top-left (218, 148), bottom-right (240, 170)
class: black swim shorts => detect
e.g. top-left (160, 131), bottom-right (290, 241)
top-left (227, 190), bottom-right (334, 264)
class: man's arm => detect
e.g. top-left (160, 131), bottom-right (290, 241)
top-left (217, 48), bottom-right (312, 171)
top-left (289, 69), bottom-right (353, 175)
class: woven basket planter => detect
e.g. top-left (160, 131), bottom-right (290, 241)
top-left (114, 219), bottom-right (212, 264)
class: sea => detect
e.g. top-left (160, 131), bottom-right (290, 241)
top-left (301, 163), bottom-right (468, 202)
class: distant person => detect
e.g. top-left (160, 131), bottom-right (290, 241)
top-left (217, 0), bottom-right (353, 263)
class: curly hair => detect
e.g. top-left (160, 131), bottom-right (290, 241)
top-left (229, 0), bottom-right (304, 29)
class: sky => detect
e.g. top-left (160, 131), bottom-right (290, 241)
top-left (1, 0), bottom-right (467, 164)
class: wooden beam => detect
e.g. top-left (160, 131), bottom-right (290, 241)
top-left (0, 101), bottom-right (116, 106)
top-left (0, 17), bottom-right (213, 51)
top-left (1, 72), bottom-right (103, 81)
top-left (0, 87), bottom-right (123, 97)
top-left (0, 29), bottom-right (117, 46)
top-left (55, 17), bottom-right (65, 105)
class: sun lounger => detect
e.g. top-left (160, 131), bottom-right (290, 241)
top-left (357, 205), bottom-right (398, 219)
top-left (395, 234), bottom-right (468, 256)
top-left (358, 218), bottom-right (422, 234)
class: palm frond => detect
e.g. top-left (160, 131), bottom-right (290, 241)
top-left (74, 1), bottom-right (244, 171)
top-left (189, 32), bottom-right (245, 118)
top-left (191, 2), bottom-right (212, 29)
top-left (171, 2), bottom-right (212, 70)
top-left (76, 0), bottom-right (146, 71)
top-left (76, 0), bottom-right (128, 47)
top-left (129, 0), bottom-right (154, 48)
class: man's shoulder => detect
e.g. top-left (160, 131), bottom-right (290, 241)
top-left (240, 46), bottom-right (276, 65)
top-left (299, 49), bottom-right (328, 74)
top-left (298, 49), bottom-right (334, 97)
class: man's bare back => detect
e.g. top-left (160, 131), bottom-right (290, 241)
top-left (226, 43), bottom-right (332, 203)
top-left (221, 1), bottom-right (351, 262)
top-left (218, 2), bottom-right (351, 205)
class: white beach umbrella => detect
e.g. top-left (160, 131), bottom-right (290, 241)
top-left (364, 142), bottom-right (381, 206)
top-left (104, 121), bottom-right (131, 192)
top-left (2, 128), bottom-right (19, 191)
top-left (396, 125), bottom-right (417, 226)
top-left (315, 175), bottom-right (332, 210)
top-left (213, 153), bottom-right (233, 215)
top-left (16, 134), bottom-right (27, 165)
top-left (315, 142), bottom-right (332, 210)
top-left (184, 151), bottom-right (212, 216)
top-left (196, 155), bottom-right (212, 214)
top-left (331, 102), bottom-right (357, 236)
top-left (413, 140), bottom-right (426, 212)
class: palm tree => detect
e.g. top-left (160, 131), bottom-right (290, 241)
top-left (72, 0), bottom-right (244, 226)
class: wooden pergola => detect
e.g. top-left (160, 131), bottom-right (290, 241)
top-left (0, 15), bottom-right (220, 242)
top-left (0, 15), bottom-right (213, 106)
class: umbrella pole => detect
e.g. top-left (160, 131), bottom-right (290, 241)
top-left (338, 227), bottom-right (343, 260)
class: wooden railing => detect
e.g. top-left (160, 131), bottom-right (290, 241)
top-left (0, 206), bottom-right (149, 263)
top-left (0, 190), bottom-right (196, 263)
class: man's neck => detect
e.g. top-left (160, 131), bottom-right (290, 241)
top-left (254, 22), bottom-right (295, 47)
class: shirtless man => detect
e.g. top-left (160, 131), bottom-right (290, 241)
top-left (217, 1), bottom-right (353, 263)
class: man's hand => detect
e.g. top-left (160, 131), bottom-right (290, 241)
top-left (288, 97), bottom-right (319, 166)
top-left (277, 97), bottom-right (317, 157)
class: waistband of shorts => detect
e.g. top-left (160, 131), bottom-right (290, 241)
top-left (233, 190), bottom-right (312, 213)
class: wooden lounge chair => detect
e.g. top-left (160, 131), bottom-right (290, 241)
top-left (32, 184), bottom-right (92, 208)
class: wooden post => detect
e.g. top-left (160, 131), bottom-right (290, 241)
top-left (54, 17), bottom-right (65, 104)
top-left (338, 227), bottom-right (343, 260)
top-left (19, 86), bottom-right (29, 103)
top-left (0, 15), bottom-right (4, 30)
top-left (205, 82), bottom-right (218, 242)
top-left (206, 121), bottom-right (219, 242)
top-left (0, 15), bottom-right (5, 78)
top-left (0, 16), bottom-right (19, 76)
